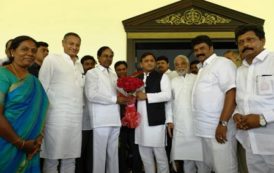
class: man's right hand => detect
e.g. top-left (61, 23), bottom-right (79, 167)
top-left (167, 123), bottom-right (174, 138)
top-left (117, 96), bottom-right (130, 105)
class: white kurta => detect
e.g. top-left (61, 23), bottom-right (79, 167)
top-left (85, 65), bottom-right (121, 128)
top-left (235, 50), bottom-right (274, 155)
top-left (165, 69), bottom-right (178, 80)
top-left (135, 73), bottom-right (171, 147)
top-left (39, 53), bottom-right (84, 159)
top-left (82, 95), bottom-right (92, 130)
top-left (192, 54), bottom-right (237, 139)
top-left (81, 74), bottom-right (92, 131)
top-left (170, 74), bottom-right (203, 162)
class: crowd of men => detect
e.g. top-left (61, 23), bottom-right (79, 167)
top-left (1, 24), bottom-right (274, 173)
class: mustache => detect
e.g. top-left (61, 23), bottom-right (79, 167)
top-left (242, 47), bottom-right (253, 53)
top-left (197, 54), bottom-right (205, 58)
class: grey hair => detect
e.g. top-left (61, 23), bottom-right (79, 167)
top-left (173, 55), bottom-right (190, 73)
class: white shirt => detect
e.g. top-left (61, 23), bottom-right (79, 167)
top-left (235, 50), bottom-right (274, 155)
top-left (165, 69), bottom-right (178, 80)
top-left (82, 75), bottom-right (92, 130)
top-left (135, 73), bottom-right (172, 147)
top-left (192, 53), bottom-right (237, 138)
top-left (169, 73), bottom-right (203, 161)
top-left (39, 53), bottom-right (84, 116)
top-left (39, 53), bottom-right (84, 159)
top-left (85, 65), bottom-right (121, 128)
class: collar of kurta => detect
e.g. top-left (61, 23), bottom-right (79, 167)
top-left (242, 49), bottom-right (269, 67)
top-left (62, 53), bottom-right (79, 63)
top-left (179, 73), bottom-right (189, 78)
top-left (62, 53), bottom-right (71, 59)
top-left (144, 72), bottom-right (150, 77)
top-left (165, 69), bottom-right (171, 74)
top-left (98, 64), bottom-right (112, 72)
top-left (202, 53), bottom-right (217, 68)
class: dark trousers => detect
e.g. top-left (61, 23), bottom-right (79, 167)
top-left (75, 130), bottom-right (93, 173)
top-left (119, 127), bottom-right (143, 173)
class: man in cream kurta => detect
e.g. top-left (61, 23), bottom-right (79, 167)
top-left (168, 55), bottom-right (210, 173)
top-left (85, 46), bottom-right (129, 173)
top-left (39, 33), bottom-right (84, 173)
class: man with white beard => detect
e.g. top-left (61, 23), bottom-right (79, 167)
top-left (167, 55), bottom-right (210, 173)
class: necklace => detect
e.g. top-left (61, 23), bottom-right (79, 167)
top-left (10, 63), bottom-right (27, 79)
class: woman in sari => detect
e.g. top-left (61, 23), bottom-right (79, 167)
top-left (0, 35), bottom-right (49, 173)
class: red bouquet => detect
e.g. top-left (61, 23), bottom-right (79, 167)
top-left (117, 76), bottom-right (144, 128)
top-left (117, 76), bottom-right (144, 93)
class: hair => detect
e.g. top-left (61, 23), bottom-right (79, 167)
top-left (5, 39), bottom-right (13, 49)
top-left (174, 55), bottom-right (190, 73)
top-left (97, 46), bottom-right (113, 57)
top-left (139, 52), bottom-right (156, 62)
top-left (235, 24), bottom-right (265, 42)
top-left (114, 61), bottom-right (128, 69)
top-left (63, 32), bottom-right (81, 41)
top-left (190, 60), bottom-right (200, 66)
top-left (37, 41), bottom-right (48, 48)
top-left (4, 35), bottom-right (37, 65)
top-left (191, 35), bottom-right (213, 48)
top-left (81, 55), bottom-right (96, 65)
top-left (156, 56), bottom-right (169, 63)
top-left (174, 55), bottom-right (190, 66)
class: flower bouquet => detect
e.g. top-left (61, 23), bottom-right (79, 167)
top-left (117, 76), bottom-right (144, 128)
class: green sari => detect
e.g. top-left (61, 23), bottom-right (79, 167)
top-left (0, 67), bottom-right (49, 173)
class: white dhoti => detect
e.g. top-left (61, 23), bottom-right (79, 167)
top-left (245, 145), bottom-right (274, 173)
top-left (202, 138), bottom-right (238, 173)
top-left (93, 127), bottom-right (120, 173)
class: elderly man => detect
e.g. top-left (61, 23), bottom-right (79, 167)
top-left (39, 32), bottom-right (84, 173)
top-left (85, 46), bottom-right (129, 173)
top-left (191, 35), bottom-right (238, 173)
top-left (168, 55), bottom-right (210, 173)
top-left (233, 24), bottom-right (274, 173)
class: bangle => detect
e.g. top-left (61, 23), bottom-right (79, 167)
top-left (13, 138), bottom-right (22, 148)
top-left (20, 140), bottom-right (25, 149)
top-left (12, 138), bottom-right (25, 149)
top-left (12, 138), bottom-right (22, 145)
top-left (40, 132), bottom-right (45, 138)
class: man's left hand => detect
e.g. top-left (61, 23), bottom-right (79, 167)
top-left (136, 91), bottom-right (147, 100)
top-left (238, 114), bottom-right (260, 130)
top-left (215, 125), bottom-right (227, 144)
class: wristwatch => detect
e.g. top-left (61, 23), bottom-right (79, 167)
top-left (259, 114), bottom-right (267, 127)
top-left (219, 120), bottom-right (228, 127)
